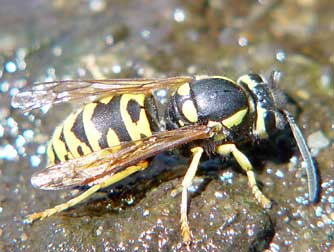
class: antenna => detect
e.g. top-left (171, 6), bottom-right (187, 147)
top-left (283, 110), bottom-right (319, 203)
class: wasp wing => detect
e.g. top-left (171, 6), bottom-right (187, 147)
top-left (12, 76), bottom-right (193, 112)
top-left (31, 125), bottom-right (214, 190)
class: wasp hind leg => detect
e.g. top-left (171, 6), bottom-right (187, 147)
top-left (24, 161), bottom-right (149, 224)
top-left (216, 144), bottom-right (272, 209)
top-left (179, 146), bottom-right (204, 246)
top-left (24, 183), bottom-right (103, 224)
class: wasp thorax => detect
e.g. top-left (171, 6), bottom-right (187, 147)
top-left (166, 77), bottom-right (250, 129)
top-left (191, 78), bottom-right (248, 123)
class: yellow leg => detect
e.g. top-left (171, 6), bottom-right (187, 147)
top-left (180, 146), bottom-right (204, 246)
top-left (24, 161), bottom-right (149, 224)
top-left (216, 144), bottom-right (271, 209)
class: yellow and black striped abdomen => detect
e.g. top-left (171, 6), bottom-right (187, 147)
top-left (47, 94), bottom-right (153, 165)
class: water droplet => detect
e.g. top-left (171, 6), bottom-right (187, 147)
top-left (30, 155), bottom-right (41, 167)
top-left (37, 145), bottom-right (46, 155)
top-left (15, 135), bottom-right (26, 147)
top-left (275, 169), bottom-right (285, 178)
top-left (23, 129), bottom-right (34, 141)
top-left (112, 64), bottom-right (122, 74)
top-left (89, 0), bottom-right (106, 12)
top-left (0, 124), bottom-right (4, 138)
top-left (0, 81), bottom-right (10, 93)
top-left (276, 50), bottom-right (286, 62)
top-left (143, 209), bottom-right (150, 217)
top-left (174, 8), bottom-right (186, 22)
top-left (5, 61), bottom-right (17, 73)
top-left (0, 144), bottom-right (18, 160)
top-left (140, 29), bottom-right (151, 40)
top-left (238, 36), bottom-right (248, 47)
top-left (52, 46), bottom-right (62, 56)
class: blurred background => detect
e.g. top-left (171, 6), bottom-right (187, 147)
top-left (0, 0), bottom-right (333, 251)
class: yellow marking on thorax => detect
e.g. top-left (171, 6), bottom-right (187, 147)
top-left (50, 125), bottom-right (73, 162)
top-left (181, 100), bottom-right (198, 123)
top-left (178, 120), bottom-right (185, 127)
top-left (222, 108), bottom-right (248, 128)
top-left (177, 83), bottom-right (191, 96)
top-left (63, 110), bottom-right (92, 158)
top-left (106, 128), bottom-right (121, 148)
top-left (120, 94), bottom-right (152, 140)
top-left (207, 120), bottom-right (223, 130)
top-left (206, 121), bottom-right (225, 141)
top-left (82, 103), bottom-right (102, 151)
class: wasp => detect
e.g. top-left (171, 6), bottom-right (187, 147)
top-left (12, 73), bottom-right (318, 244)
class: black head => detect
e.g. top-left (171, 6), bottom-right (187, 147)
top-left (238, 72), bottom-right (318, 203)
top-left (237, 73), bottom-right (287, 139)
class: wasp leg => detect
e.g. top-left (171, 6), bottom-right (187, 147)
top-left (170, 177), bottom-right (205, 198)
top-left (216, 144), bottom-right (272, 209)
top-left (180, 146), bottom-right (204, 246)
top-left (24, 161), bottom-right (149, 224)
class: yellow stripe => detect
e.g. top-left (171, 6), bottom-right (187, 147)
top-left (99, 96), bottom-right (113, 104)
top-left (51, 125), bottom-right (73, 162)
top-left (106, 128), bottom-right (121, 148)
top-left (63, 110), bottom-right (91, 158)
top-left (120, 94), bottom-right (152, 140)
top-left (181, 100), bottom-right (198, 123)
top-left (237, 74), bottom-right (264, 89)
top-left (222, 108), bottom-right (248, 128)
top-left (82, 103), bottom-right (103, 151)
top-left (46, 142), bottom-right (56, 165)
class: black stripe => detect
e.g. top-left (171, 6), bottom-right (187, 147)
top-left (51, 144), bottom-right (61, 164)
top-left (248, 73), bottom-right (264, 83)
top-left (77, 146), bottom-right (84, 156)
top-left (92, 96), bottom-right (131, 149)
top-left (59, 128), bottom-right (72, 155)
top-left (143, 95), bottom-right (166, 132)
top-left (71, 110), bottom-right (93, 151)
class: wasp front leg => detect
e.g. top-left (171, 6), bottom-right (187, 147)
top-left (217, 144), bottom-right (272, 209)
top-left (179, 146), bottom-right (204, 246)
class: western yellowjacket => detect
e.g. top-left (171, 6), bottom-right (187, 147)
top-left (12, 73), bottom-right (318, 245)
